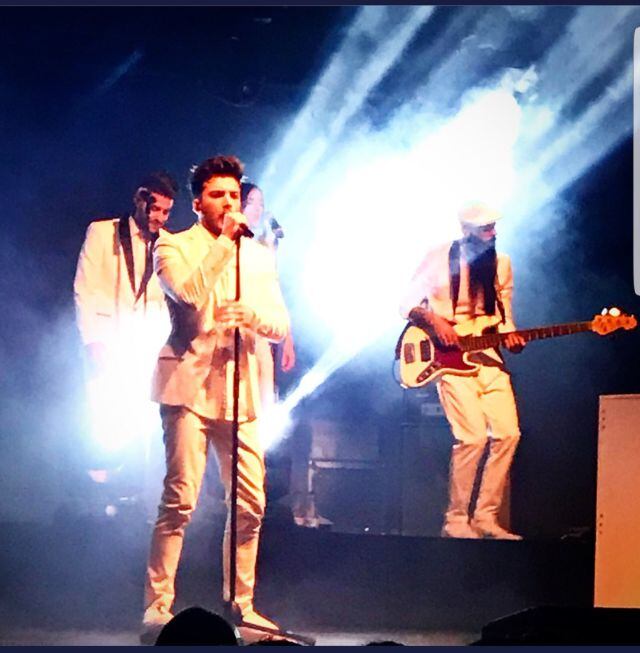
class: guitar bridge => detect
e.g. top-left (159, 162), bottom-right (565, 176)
top-left (416, 362), bottom-right (439, 383)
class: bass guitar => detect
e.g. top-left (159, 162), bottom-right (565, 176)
top-left (395, 307), bottom-right (636, 389)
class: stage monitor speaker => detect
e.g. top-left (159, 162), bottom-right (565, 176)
top-left (398, 420), bottom-right (451, 536)
top-left (311, 462), bottom-right (386, 534)
top-left (473, 605), bottom-right (640, 645)
top-left (595, 394), bottom-right (640, 608)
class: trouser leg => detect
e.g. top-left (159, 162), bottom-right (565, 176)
top-left (209, 419), bottom-right (266, 615)
top-left (473, 365), bottom-right (521, 524)
top-left (438, 374), bottom-right (488, 524)
top-left (473, 436), bottom-right (519, 523)
top-left (144, 407), bottom-right (208, 617)
top-left (446, 441), bottom-right (487, 523)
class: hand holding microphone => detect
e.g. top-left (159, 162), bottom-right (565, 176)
top-left (221, 211), bottom-right (254, 241)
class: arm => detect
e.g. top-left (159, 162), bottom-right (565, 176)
top-left (280, 332), bottom-right (296, 372)
top-left (497, 256), bottom-right (525, 352)
top-left (73, 222), bottom-right (110, 347)
top-left (250, 254), bottom-right (290, 343)
top-left (408, 305), bottom-right (459, 348)
top-left (400, 250), bottom-right (459, 348)
top-left (153, 231), bottom-right (235, 309)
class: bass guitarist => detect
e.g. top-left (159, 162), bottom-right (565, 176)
top-left (400, 203), bottom-right (525, 540)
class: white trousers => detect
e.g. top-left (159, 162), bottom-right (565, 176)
top-left (144, 406), bottom-right (265, 617)
top-left (437, 363), bottom-right (521, 525)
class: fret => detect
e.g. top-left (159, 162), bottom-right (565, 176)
top-left (461, 320), bottom-right (594, 353)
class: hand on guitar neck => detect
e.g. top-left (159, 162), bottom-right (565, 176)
top-left (503, 332), bottom-right (526, 353)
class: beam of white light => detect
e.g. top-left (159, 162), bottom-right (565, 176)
top-left (262, 5), bottom-right (434, 216)
top-left (259, 7), bottom-right (635, 450)
top-left (261, 330), bottom-right (398, 449)
top-left (520, 6), bottom-right (639, 147)
top-left (262, 86), bottom-right (523, 449)
top-left (94, 49), bottom-right (144, 97)
top-left (408, 7), bottom-right (544, 114)
top-left (82, 311), bottom-right (168, 459)
top-left (518, 61), bottom-right (633, 212)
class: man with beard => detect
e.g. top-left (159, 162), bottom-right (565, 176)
top-left (401, 203), bottom-right (525, 540)
top-left (74, 171), bottom-right (178, 510)
top-left (75, 171), bottom-right (178, 368)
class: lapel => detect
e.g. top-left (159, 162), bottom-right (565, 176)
top-left (118, 215), bottom-right (157, 303)
top-left (117, 215), bottom-right (136, 297)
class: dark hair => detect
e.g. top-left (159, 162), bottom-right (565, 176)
top-left (241, 181), bottom-right (261, 209)
top-left (468, 244), bottom-right (498, 316)
top-left (190, 155), bottom-right (244, 199)
top-left (138, 171), bottom-right (179, 200)
top-left (154, 606), bottom-right (238, 646)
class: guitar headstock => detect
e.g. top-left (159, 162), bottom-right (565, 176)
top-left (592, 307), bottom-right (638, 335)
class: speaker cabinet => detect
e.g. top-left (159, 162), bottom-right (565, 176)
top-left (398, 420), bottom-right (451, 536)
top-left (475, 606), bottom-right (640, 644)
top-left (595, 394), bottom-right (640, 608)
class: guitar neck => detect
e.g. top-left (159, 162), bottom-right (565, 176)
top-left (461, 321), bottom-right (593, 352)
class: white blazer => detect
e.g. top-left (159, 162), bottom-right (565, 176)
top-left (151, 221), bottom-right (290, 421)
top-left (73, 216), bottom-right (168, 346)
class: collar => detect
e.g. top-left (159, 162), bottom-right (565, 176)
top-left (129, 215), bottom-right (150, 242)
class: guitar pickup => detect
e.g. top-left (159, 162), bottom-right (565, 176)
top-left (403, 343), bottom-right (415, 363)
top-left (420, 340), bottom-right (430, 361)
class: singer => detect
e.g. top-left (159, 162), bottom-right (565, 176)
top-left (142, 155), bottom-right (290, 641)
top-left (241, 182), bottom-right (296, 376)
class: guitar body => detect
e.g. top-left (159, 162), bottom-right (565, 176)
top-left (396, 316), bottom-right (501, 389)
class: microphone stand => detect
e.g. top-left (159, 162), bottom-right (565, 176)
top-left (222, 236), bottom-right (243, 627)
top-left (223, 234), bottom-right (315, 646)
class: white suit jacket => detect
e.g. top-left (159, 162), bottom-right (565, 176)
top-left (400, 240), bottom-right (516, 333)
top-left (151, 221), bottom-right (290, 421)
top-left (73, 216), bottom-right (168, 346)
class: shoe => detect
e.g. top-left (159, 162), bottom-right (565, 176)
top-left (240, 609), bottom-right (280, 632)
top-left (471, 519), bottom-right (523, 540)
top-left (140, 608), bottom-right (174, 645)
top-left (441, 521), bottom-right (480, 539)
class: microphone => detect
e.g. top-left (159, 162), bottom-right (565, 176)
top-left (224, 212), bottom-right (254, 239)
top-left (269, 215), bottom-right (285, 239)
top-left (237, 223), bottom-right (254, 239)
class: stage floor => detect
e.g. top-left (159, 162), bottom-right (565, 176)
top-left (0, 626), bottom-right (475, 646)
top-left (0, 516), bottom-right (594, 645)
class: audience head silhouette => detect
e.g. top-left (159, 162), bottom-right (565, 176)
top-left (154, 606), bottom-right (239, 646)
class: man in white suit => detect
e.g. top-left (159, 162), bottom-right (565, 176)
top-left (401, 203), bottom-right (525, 540)
top-left (74, 171), bottom-right (179, 495)
top-left (142, 156), bottom-right (289, 638)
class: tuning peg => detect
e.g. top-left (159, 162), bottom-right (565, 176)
top-left (609, 307), bottom-right (621, 317)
